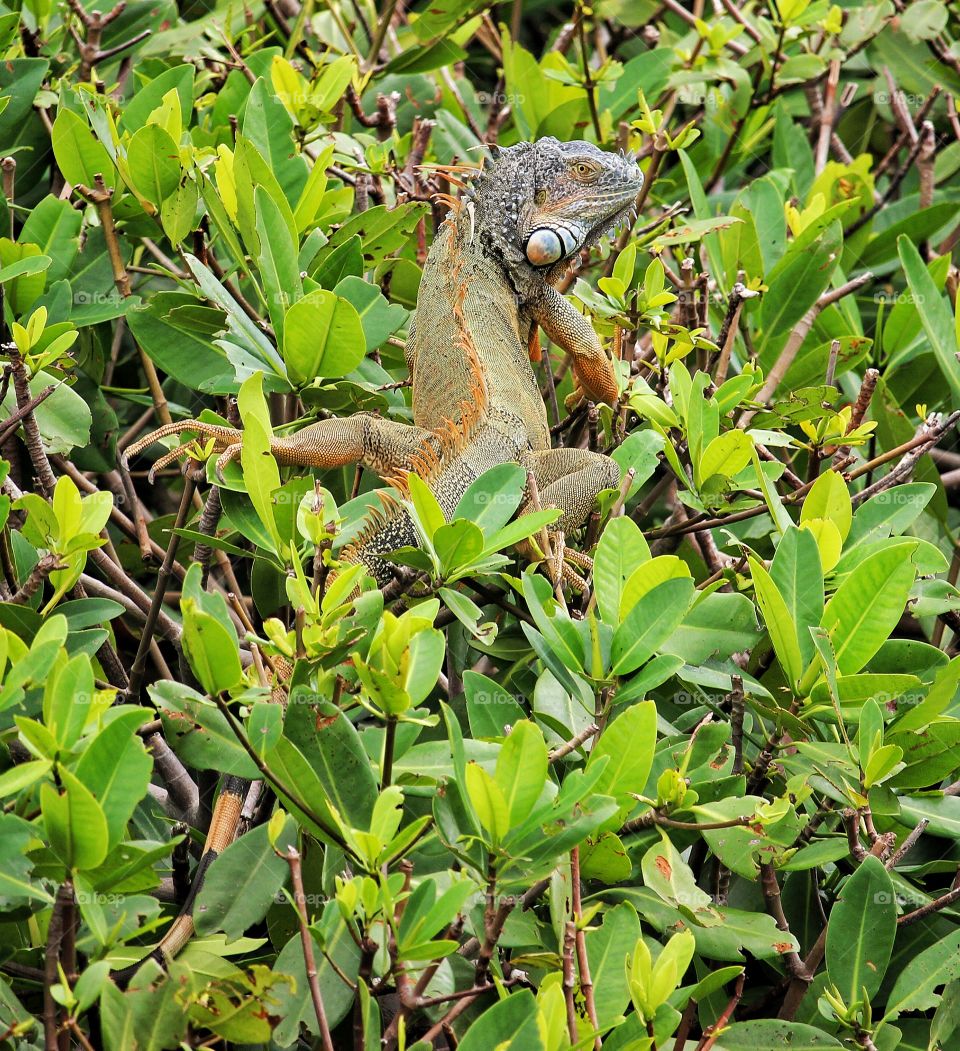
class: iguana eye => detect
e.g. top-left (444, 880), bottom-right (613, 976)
top-left (573, 161), bottom-right (598, 180)
top-left (525, 228), bottom-right (564, 266)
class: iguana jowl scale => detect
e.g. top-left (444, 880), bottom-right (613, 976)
top-left (116, 137), bottom-right (643, 983)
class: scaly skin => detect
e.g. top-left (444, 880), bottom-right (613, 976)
top-left (115, 138), bottom-right (642, 985)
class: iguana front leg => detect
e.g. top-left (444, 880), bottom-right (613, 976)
top-left (528, 285), bottom-right (620, 408)
top-left (123, 414), bottom-right (437, 482)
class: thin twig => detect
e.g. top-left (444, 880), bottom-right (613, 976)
top-left (742, 274), bottom-right (874, 424)
top-left (283, 847), bottom-right (336, 1051)
top-left (125, 475), bottom-right (196, 702)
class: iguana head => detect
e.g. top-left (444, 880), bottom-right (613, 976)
top-left (471, 137), bottom-right (643, 286)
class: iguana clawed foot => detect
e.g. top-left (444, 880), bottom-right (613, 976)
top-left (560, 545), bottom-right (593, 591)
top-left (123, 420), bottom-right (244, 483)
top-left (517, 534), bottom-right (593, 592)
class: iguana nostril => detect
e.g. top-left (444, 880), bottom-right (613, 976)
top-left (525, 228), bottom-right (565, 265)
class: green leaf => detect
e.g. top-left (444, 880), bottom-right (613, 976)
top-left (750, 556), bottom-right (804, 689)
top-left (662, 591), bottom-right (759, 664)
top-left (821, 542), bottom-right (918, 675)
top-left (825, 855), bottom-right (896, 1002)
top-left (463, 670), bottom-right (524, 737)
top-left (611, 577), bottom-right (694, 675)
top-left (194, 816), bottom-right (296, 938)
top-left (434, 519), bottom-right (484, 573)
top-left (0, 369), bottom-right (92, 456)
top-left (406, 471), bottom-right (446, 542)
top-left (283, 289), bottom-right (366, 385)
top-left (585, 902), bottom-right (642, 1027)
top-left (241, 78), bottom-right (309, 204)
top-left (770, 525), bottom-right (824, 669)
top-left (697, 429), bottom-right (753, 486)
top-left (801, 469), bottom-right (852, 542)
top-left (51, 108), bottom-right (116, 189)
top-left (181, 600), bottom-right (244, 695)
top-left (594, 515), bottom-right (650, 626)
top-left (128, 293), bottom-right (232, 392)
top-left (118, 64), bottom-right (195, 135)
top-left (759, 221), bottom-right (842, 357)
top-left (159, 176), bottom-right (199, 247)
top-left (312, 202), bottom-right (429, 269)
top-left (74, 709), bottom-right (153, 850)
top-left (42, 652), bottom-right (94, 750)
top-left (898, 235), bottom-right (960, 406)
top-left (182, 252), bottom-right (286, 377)
top-left (283, 693), bottom-right (378, 829)
top-left (293, 143), bottom-right (334, 232)
top-left (586, 701), bottom-right (656, 798)
top-left (41, 768), bottom-right (109, 871)
top-left (126, 124), bottom-right (180, 209)
top-left (641, 834), bottom-right (715, 913)
top-left (0, 814), bottom-right (53, 907)
top-left (454, 990), bottom-right (542, 1051)
top-left (271, 905), bottom-right (361, 1043)
top-left (237, 372), bottom-right (282, 553)
top-left (334, 275), bottom-right (408, 352)
top-left (714, 1021), bottom-right (843, 1048)
top-left (255, 185), bottom-right (302, 344)
top-left (17, 196), bottom-right (82, 283)
top-left (464, 761), bottom-right (510, 843)
top-left (0, 255), bottom-right (51, 284)
top-left (884, 927), bottom-right (960, 1021)
top-left (151, 681), bottom-right (260, 779)
top-left (495, 720), bottom-right (547, 827)
top-left (453, 462), bottom-right (527, 533)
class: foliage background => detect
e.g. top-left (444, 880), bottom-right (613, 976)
top-left (3, 0), bottom-right (960, 1047)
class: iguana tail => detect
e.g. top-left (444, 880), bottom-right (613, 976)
top-left (111, 775), bottom-right (248, 988)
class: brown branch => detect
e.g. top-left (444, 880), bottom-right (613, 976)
top-left (125, 475), bottom-right (196, 702)
top-left (917, 119), bottom-right (937, 211)
top-left (0, 382), bottom-right (56, 446)
top-left (730, 675), bottom-right (745, 776)
top-left (562, 919), bottom-right (578, 1043)
top-left (851, 411), bottom-right (960, 506)
top-left (814, 59), bottom-right (841, 174)
top-left (44, 882), bottom-right (73, 1051)
top-left (284, 847), bottom-right (335, 1051)
top-left (759, 863), bottom-right (810, 982)
top-left (833, 367), bottom-right (879, 465)
top-left (697, 970), bottom-right (745, 1051)
top-left (145, 732), bottom-right (199, 824)
top-left (10, 552), bottom-right (64, 605)
top-left (66, 0), bottom-right (131, 81)
top-left (712, 282), bottom-right (759, 384)
top-left (1, 157), bottom-right (14, 236)
top-left (116, 458), bottom-right (154, 564)
top-left (76, 177), bottom-right (172, 429)
top-left (549, 723), bottom-right (600, 763)
top-left (571, 847), bottom-right (601, 1048)
top-left (743, 274), bottom-right (874, 423)
top-left (886, 818), bottom-right (929, 870)
top-left (5, 345), bottom-right (57, 495)
top-left (898, 885), bottom-right (960, 928)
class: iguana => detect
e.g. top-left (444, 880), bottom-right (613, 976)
top-left (115, 137), bottom-right (643, 984)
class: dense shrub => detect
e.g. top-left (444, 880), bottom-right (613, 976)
top-left (3, 0), bottom-right (960, 1048)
